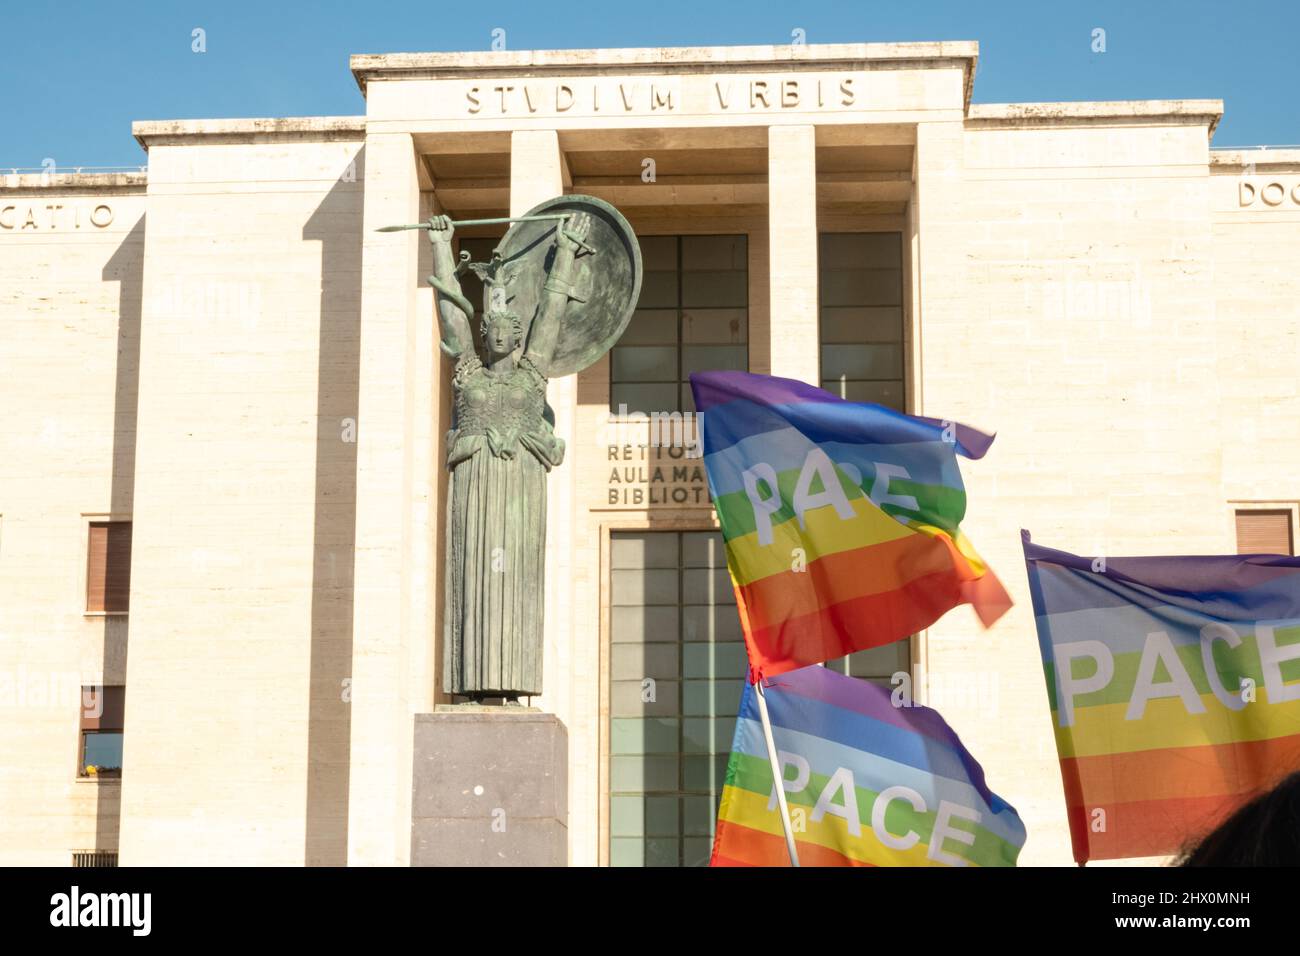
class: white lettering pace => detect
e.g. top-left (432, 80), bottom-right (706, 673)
top-left (768, 753), bottom-right (983, 865)
top-left (1053, 620), bottom-right (1300, 727)
top-left (742, 449), bottom-right (854, 546)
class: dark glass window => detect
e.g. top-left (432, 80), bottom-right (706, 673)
top-left (82, 732), bottom-right (124, 773)
top-left (80, 685), bottom-right (124, 777)
top-left (609, 530), bottom-right (741, 866)
top-left (610, 236), bottom-right (748, 414)
top-left (818, 233), bottom-right (905, 411)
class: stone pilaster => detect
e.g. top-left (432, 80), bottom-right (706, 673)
top-left (347, 131), bottom-right (435, 865)
top-left (767, 124), bottom-right (820, 385)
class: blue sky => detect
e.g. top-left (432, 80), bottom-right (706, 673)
top-left (3, 0), bottom-right (1296, 169)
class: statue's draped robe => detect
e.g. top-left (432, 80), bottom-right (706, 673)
top-left (443, 351), bottom-right (565, 696)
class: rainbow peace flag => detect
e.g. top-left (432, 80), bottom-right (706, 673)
top-left (710, 663), bottom-right (1027, 866)
top-left (690, 370), bottom-right (1011, 680)
top-left (1023, 531), bottom-right (1300, 861)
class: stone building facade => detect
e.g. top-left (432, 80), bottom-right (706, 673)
top-left (1, 42), bottom-right (1297, 866)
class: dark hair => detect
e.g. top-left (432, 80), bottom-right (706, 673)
top-left (1178, 771), bottom-right (1300, 866)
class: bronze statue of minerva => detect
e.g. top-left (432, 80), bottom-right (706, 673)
top-left (407, 196), bottom-right (642, 704)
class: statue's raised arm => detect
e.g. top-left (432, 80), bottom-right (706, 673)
top-left (425, 215), bottom-right (475, 358)
top-left (523, 212), bottom-right (591, 376)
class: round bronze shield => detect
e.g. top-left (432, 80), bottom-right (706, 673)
top-left (494, 194), bottom-right (642, 378)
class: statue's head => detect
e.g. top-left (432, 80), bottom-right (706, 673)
top-left (481, 309), bottom-right (524, 358)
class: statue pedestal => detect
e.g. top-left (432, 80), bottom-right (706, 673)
top-left (411, 710), bottom-right (568, 866)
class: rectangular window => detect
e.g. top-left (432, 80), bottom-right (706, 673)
top-left (816, 233), bottom-right (912, 677)
top-left (80, 685), bottom-right (125, 777)
top-left (609, 530), bottom-right (741, 866)
top-left (818, 233), bottom-right (905, 411)
top-left (1235, 509), bottom-right (1294, 555)
top-left (86, 521), bottom-right (131, 613)
top-left (608, 529), bottom-right (915, 865)
top-left (825, 641), bottom-right (912, 687)
top-left (610, 235), bottom-right (748, 414)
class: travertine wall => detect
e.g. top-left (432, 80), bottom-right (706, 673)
top-left (116, 126), bottom-right (365, 865)
top-left (1210, 152), bottom-right (1300, 504)
top-left (0, 177), bottom-right (145, 864)
top-left (918, 114), bottom-right (1235, 865)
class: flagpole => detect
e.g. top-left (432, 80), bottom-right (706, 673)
top-left (754, 677), bottom-right (801, 867)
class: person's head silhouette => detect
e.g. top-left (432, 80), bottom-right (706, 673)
top-left (1179, 771), bottom-right (1300, 866)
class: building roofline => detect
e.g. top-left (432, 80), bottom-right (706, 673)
top-left (2, 170), bottom-right (147, 192)
top-left (132, 116), bottom-right (366, 151)
top-left (125, 90), bottom-right (1228, 160)
top-left (968, 100), bottom-right (1224, 137)
top-left (1211, 147), bottom-right (1300, 169)
top-left (350, 41), bottom-right (981, 109)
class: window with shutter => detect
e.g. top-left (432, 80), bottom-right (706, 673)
top-left (81, 686), bottom-right (126, 731)
top-left (86, 521), bottom-right (131, 612)
top-left (1235, 510), bottom-right (1294, 555)
top-left (80, 685), bottom-right (125, 777)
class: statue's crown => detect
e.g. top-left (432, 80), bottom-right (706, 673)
top-left (467, 252), bottom-right (524, 314)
